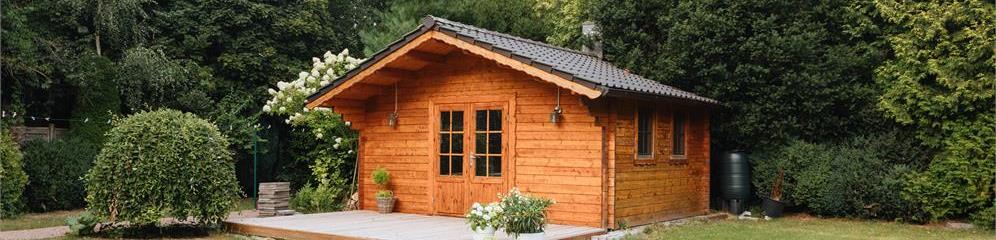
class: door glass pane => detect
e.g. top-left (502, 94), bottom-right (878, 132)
top-left (488, 156), bottom-right (501, 176)
top-left (452, 133), bottom-right (463, 153)
top-left (476, 110), bottom-right (487, 131)
top-left (440, 134), bottom-right (450, 153)
top-left (452, 155), bottom-right (463, 176)
top-left (439, 155), bottom-right (450, 175)
top-left (488, 133), bottom-right (501, 153)
top-left (452, 111), bottom-right (464, 131)
top-left (475, 157), bottom-right (487, 176)
top-left (475, 133), bottom-right (487, 154)
top-left (441, 112), bottom-right (451, 131)
top-left (489, 110), bottom-right (502, 131)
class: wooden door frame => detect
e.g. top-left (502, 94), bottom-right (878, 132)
top-left (428, 94), bottom-right (516, 215)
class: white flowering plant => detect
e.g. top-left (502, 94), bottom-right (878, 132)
top-left (263, 49), bottom-right (365, 209)
top-left (499, 188), bottom-right (555, 237)
top-left (466, 202), bottom-right (504, 232)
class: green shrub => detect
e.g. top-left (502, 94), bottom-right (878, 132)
top-left (21, 138), bottom-right (97, 212)
top-left (289, 184), bottom-right (343, 213)
top-left (0, 130), bottom-right (27, 218)
top-left (753, 133), bottom-right (925, 220)
top-left (66, 211), bottom-right (100, 236)
top-left (902, 117), bottom-right (995, 222)
top-left (971, 205), bottom-right (995, 230)
top-left (500, 188), bottom-right (553, 237)
top-left (85, 109), bottom-right (241, 226)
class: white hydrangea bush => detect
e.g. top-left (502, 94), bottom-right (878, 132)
top-left (263, 49), bottom-right (364, 123)
top-left (262, 49), bottom-right (364, 194)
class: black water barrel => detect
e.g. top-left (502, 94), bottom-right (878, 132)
top-left (719, 151), bottom-right (751, 200)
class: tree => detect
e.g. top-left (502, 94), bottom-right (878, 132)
top-left (65, 0), bottom-right (152, 55)
top-left (358, 0), bottom-right (555, 56)
top-left (874, 0), bottom-right (995, 221)
top-left (591, 0), bottom-right (892, 151)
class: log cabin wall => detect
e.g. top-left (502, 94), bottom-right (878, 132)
top-left (355, 52), bottom-right (606, 227)
top-left (610, 98), bottom-right (711, 227)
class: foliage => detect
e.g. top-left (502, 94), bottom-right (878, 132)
top-left (874, 0), bottom-right (995, 222)
top-left (66, 211), bottom-right (100, 236)
top-left (373, 167), bottom-right (392, 199)
top-left (65, 0), bottom-right (153, 54)
top-left (85, 109), bottom-right (241, 225)
top-left (499, 188), bottom-right (554, 236)
top-left (21, 138), bottom-right (97, 212)
top-left (543, 0), bottom-right (595, 48)
top-left (66, 54), bottom-right (120, 144)
top-left (358, 0), bottom-right (556, 56)
top-left (466, 202), bottom-right (503, 231)
top-left (902, 116), bottom-right (995, 221)
top-left (591, 0), bottom-right (892, 150)
top-left (290, 184), bottom-right (343, 214)
top-left (116, 47), bottom-right (214, 115)
top-left (0, 130), bottom-right (28, 218)
top-left (753, 133), bottom-right (926, 220)
top-left (372, 167), bottom-right (390, 186)
top-left (970, 204), bottom-right (995, 231)
top-left (635, 217), bottom-right (996, 239)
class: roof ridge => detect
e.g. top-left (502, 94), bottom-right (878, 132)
top-left (426, 16), bottom-right (600, 58)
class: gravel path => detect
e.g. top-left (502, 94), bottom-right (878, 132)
top-left (0, 226), bottom-right (69, 240)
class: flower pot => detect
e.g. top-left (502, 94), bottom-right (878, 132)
top-left (516, 232), bottom-right (544, 240)
top-left (762, 197), bottom-right (785, 218)
top-left (376, 197), bottom-right (395, 214)
top-left (472, 226), bottom-right (496, 240)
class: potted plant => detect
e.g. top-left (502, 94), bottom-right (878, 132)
top-left (372, 167), bottom-right (395, 213)
top-left (762, 169), bottom-right (786, 218)
top-left (500, 188), bottom-right (554, 240)
top-left (466, 202), bottom-right (503, 240)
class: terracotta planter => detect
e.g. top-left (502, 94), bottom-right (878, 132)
top-left (377, 197), bottom-right (395, 214)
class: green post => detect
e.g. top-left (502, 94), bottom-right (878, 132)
top-left (253, 128), bottom-right (258, 207)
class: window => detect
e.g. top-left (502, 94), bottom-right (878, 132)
top-left (475, 110), bottom-right (502, 177)
top-left (636, 106), bottom-right (653, 158)
top-left (672, 112), bottom-right (686, 156)
top-left (439, 111), bottom-right (464, 176)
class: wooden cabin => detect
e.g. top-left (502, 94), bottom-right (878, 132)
top-left (305, 16), bottom-right (717, 229)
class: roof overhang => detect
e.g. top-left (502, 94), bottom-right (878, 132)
top-left (305, 24), bottom-right (604, 109)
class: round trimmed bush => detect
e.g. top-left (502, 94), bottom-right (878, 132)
top-left (85, 109), bottom-right (240, 225)
top-left (0, 130), bottom-right (28, 218)
top-left (22, 138), bottom-right (97, 212)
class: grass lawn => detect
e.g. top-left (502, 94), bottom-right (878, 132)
top-left (0, 209), bottom-right (84, 232)
top-left (632, 215), bottom-right (995, 240)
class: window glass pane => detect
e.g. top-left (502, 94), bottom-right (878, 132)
top-left (440, 134), bottom-right (450, 153)
top-left (488, 156), bottom-right (502, 177)
top-left (489, 110), bottom-right (502, 131)
top-left (475, 156), bottom-right (487, 176)
top-left (441, 112), bottom-right (451, 131)
top-left (452, 133), bottom-right (463, 153)
top-left (672, 113), bottom-right (685, 155)
top-left (475, 133), bottom-right (487, 154)
top-left (476, 110), bottom-right (487, 131)
top-left (488, 133), bottom-right (501, 153)
top-left (637, 107), bottom-right (653, 156)
top-left (452, 155), bottom-right (463, 176)
top-left (452, 111), bottom-right (464, 131)
top-left (439, 155), bottom-right (450, 175)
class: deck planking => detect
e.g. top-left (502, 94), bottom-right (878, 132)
top-left (226, 210), bottom-right (605, 240)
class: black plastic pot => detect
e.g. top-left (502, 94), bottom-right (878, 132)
top-left (762, 197), bottom-right (786, 218)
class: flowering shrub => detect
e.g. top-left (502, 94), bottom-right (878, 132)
top-left (466, 202), bottom-right (504, 231)
top-left (265, 49), bottom-right (364, 211)
top-left (499, 188), bottom-right (554, 237)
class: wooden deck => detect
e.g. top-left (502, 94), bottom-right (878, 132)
top-left (225, 210), bottom-right (605, 240)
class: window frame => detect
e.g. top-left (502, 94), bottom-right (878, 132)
top-left (670, 111), bottom-right (689, 161)
top-left (634, 104), bottom-right (655, 162)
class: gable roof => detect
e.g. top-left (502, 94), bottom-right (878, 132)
top-left (307, 16), bottom-right (718, 105)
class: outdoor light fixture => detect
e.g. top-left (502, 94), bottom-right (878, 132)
top-left (550, 88), bottom-right (562, 123)
top-left (388, 83), bottom-right (399, 127)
